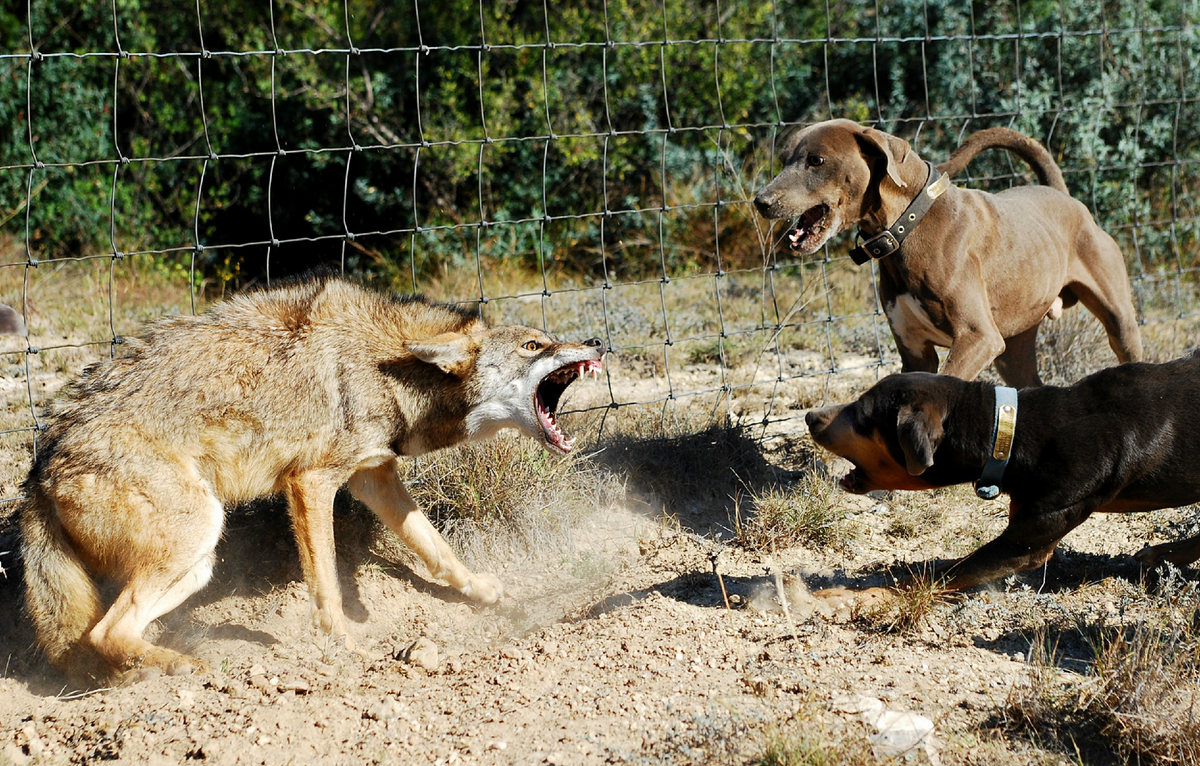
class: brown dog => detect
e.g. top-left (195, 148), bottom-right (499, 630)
top-left (805, 356), bottom-right (1200, 591)
top-left (754, 120), bottom-right (1142, 387)
top-left (21, 276), bottom-right (604, 682)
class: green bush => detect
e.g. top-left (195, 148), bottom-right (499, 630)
top-left (2, 0), bottom-right (1197, 285)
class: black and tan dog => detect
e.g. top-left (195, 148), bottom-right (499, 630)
top-left (805, 354), bottom-right (1200, 590)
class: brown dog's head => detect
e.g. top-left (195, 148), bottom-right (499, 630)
top-left (753, 119), bottom-right (914, 254)
top-left (805, 372), bottom-right (980, 494)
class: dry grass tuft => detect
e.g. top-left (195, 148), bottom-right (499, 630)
top-left (392, 431), bottom-right (626, 564)
top-left (752, 717), bottom-right (877, 766)
top-left (734, 472), bottom-right (856, 552)
top-left (856, 571), bottom-right (947, 634)
top-left (1003, 569), bottom-right (1200, 764)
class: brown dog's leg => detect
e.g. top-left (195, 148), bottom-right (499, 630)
top-left (992, 324), bottom-right (1042, 388)
top-left (1135, 535), bottom-right (1200, 568)
top-left (936, 281), bottom-right (1007, 380)
top-left (348, 462), bottom-right (503, 604)
top-left (1068, 234), bottom-right (1143, 363)
top-left (284, 471), bottom-right (355, 649)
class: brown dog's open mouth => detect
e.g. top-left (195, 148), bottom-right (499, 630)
top-left (535, 357), bottom-right (604, 454)
top-left (787, 203), bottom-right (831, 251)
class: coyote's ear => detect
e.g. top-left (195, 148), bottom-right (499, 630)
top-left (896, 401), bottom-right (944, 476)
top-left (855, 128), bottom-right (909, 189)
top-left (405, 332), bottom-right (477, 377)
top-left (0, 303), bottom-right (26, 336)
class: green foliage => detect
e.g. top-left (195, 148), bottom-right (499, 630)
top-left (2, 0), bottom-right (1199, 285)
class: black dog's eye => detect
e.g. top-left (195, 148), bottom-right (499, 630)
top-left (522, 340), bottom-right (542, 352)
top-left (807, 154), bottom-right (826, 168)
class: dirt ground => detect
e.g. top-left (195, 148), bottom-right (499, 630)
top-left (1, 264), bottom-right (1198, 765)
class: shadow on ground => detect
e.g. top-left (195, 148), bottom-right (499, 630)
top-left (589, 424), bottom-right (804, 539)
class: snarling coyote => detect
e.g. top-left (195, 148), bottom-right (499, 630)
top-left (21, 275), bottom-right (604, 682)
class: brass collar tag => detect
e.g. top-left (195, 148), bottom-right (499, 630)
top-left (975, 386), bottom-right (1018, 500)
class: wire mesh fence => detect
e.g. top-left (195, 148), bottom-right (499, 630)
top-left (3, 0), bottom-right (1200, 510)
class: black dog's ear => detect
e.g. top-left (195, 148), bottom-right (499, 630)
top-left (854, 128), bottom-right (910, 188)
top-left (896, 401), bottom-right (944, 476)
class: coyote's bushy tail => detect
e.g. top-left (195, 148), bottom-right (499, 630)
top-left (21, 486), bottom-right (105, 675)
top-left (937, 127), bottom-right (1068, 193)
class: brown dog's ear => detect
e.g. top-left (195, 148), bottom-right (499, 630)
top-left (855, 128), bottom-right (910, 189)
top-left (405, 332), bottom-right (478, 377)
top-left (896, 401), bottom-right (944, 475)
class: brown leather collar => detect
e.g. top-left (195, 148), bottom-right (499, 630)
top-left (849, 162), bottom-right (952, 266)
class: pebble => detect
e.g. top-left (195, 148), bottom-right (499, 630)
top-left (365, 697), bottom-right (403, 722)
top-left (2, 743), bottom-right (30, 766)
top-left (486, 741), bottom-right (507, 751)
top-left (398, 637), bottom-right (439, 671)
top-left (281, 678), bottom-right (311, 694)
top-left (831, 694), bottom-right (884, 719)
top-left (248, 674), bottom-right (276, 694)
top-left (868, 710), bottom-right (938, 763)
top-left (20, 725), bottom-right (43, 757)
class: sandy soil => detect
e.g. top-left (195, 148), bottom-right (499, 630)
top-left (1, 421), bottom-right (1191, 765)
top-left (1, 265), bottom-right (1197, 765)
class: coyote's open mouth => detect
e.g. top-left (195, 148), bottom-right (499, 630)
top-left (787, 203), bottom-right (831, 252)
top-left (534, 357), bottom-right (604, 455)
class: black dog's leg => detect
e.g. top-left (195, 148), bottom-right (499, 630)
top-left (936, 500), bottom-right (1096, 589)
top-left (1135, 534), bottom-right (1200, 569)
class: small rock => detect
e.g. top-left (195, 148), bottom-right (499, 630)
top-left (398, 637), bottom-right (439, 671)
top-left (487, 741), bottom-right (507, 751)
top-left (247, 663), bottom-right (267, 677)
top-left (280, 678), bottom-right (310, 694)
top-left (831, 694), bottom-right (884, 718)
top-left (248, 674), bottom-right (276, 694)
top-left (546, 751), bottom-right (568, 766)
top-left (20, 725), bottom-right (44, 757)
top-left (446, 659), bottom-right (463, 674)
top-left (365, 697), bottom-right (403, 722)
top-left (869, 709), bottom-right (936, 759)
top-left (2, 743), bottom-right (30, 766)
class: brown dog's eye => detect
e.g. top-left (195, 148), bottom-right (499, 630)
top-left (807, 154), bottom-right (826, 168)
top-left (522, 340), bottom-right (542, 351)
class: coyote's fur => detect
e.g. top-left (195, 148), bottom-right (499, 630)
top-left (21, 275), bottom-right (604, 681)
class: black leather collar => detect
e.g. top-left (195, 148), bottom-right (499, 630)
top-left (849, 161), bottom-right (951, 266)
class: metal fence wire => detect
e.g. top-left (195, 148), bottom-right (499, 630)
top-left (3, 0), bottom-right (1200, 508)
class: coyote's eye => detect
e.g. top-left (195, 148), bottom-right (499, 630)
top-left (522, 340), bottom-right (542, 352)
top-left (807, 154), bottom-right (826, 168)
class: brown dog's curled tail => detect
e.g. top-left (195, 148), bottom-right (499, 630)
top-left (20, 486), bottom-right (105, 674)
top-left (937, 127), bottom-right (1068, 193)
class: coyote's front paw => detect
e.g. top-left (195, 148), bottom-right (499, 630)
top-left (461, 573), bottom-right (503, 604)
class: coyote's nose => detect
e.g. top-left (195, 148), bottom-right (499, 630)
top-left (584, 337), bottom-right (604, 349)
top-left (753, 192), bottom-right (774, 217)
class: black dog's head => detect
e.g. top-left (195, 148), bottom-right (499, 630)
top-left (806, 373), bottom-right (985, 494)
